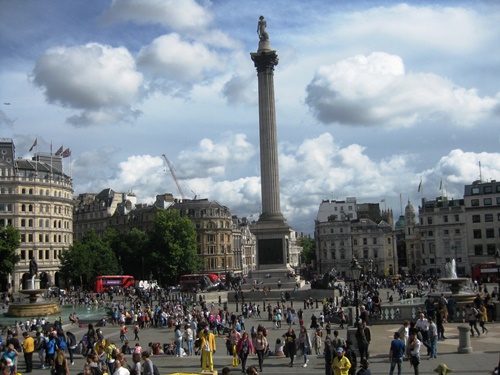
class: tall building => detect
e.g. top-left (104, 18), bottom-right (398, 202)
top-left (73, 188), bottom-right (137, 240)
top-left (0, 138), bottom-right (73, 291)
top-left (418, 196), bottom-right (467, 276)
top-left (170, 199), bottom-right (234, 276)
top-left (464, 180), bottom-right (500, 266)
top-left (315, 198), bottom-right (395, 277)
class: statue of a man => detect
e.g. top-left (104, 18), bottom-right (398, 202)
top-left (29, 257), bottom-right (38, 278)
top-left (257, 15), bottom-right (269, 41)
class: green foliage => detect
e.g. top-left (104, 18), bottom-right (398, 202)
top-left (105, 228), bottom-right (149, 278)
top-left (59, 229), bottom-right (118, 288)
top-left (298, 236), bottom-right (316, 264)
top-left (149, 209), bottom-right (201, 285)
top-left (0, 225), bottom-right (21, 280)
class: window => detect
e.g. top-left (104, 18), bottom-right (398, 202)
top-left (484, 186), bottom-right (493, 193)
top-left (428, 230), bottom-right (433, 236)
top-left (208, 234), bottom-right (215, 242)
top-left (474, 245), bottom-right (483, 255)
top-left (455, 229), bottom-right (460, 234)
top-left (427, 217), bottom-right (433, 225)
top-left (363, 249), bottom-right (368, 258)
top-left (487, 244), bottom-right (496, 255)
top-left (444, 230), bottom-right (449, 235)
top-left (473, 229), bottom-right (482, 239)
top-left (471, 199), bottom-right (479, 206)
top-left (485, 214), bottom-right (494, 222)
top-left (443, 215), bottom-right (448, 223)
top-left (454, 215), bottom-right (459, 222)
top-left (374, 250), bottom-right (378, 258)
top-left (363, 238), bottom-right (368, 245)
top-left (486, 228), bottom-right (495, 238)
top-left (497, 197), bottom-right (500, 205)
top-left (373, 238), bottom-right (377, 245)
top-left (331, 251), bottom-right (336, 260)
top-left (484, 198), bottom-right (492, 206)
top-left (340, 250), bottom-right (345, 260)
top-left (472, 215), bottom-right (481, 223)
top-left (471, 187), bottom-right (480, 195)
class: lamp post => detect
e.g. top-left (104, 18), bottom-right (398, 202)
top-left (495, 249), bottom-right (500, 301)
top-left (351, 256), bottom-right (362, 326)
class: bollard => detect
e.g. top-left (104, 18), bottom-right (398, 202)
top-left (316, 298), bottom-right (319, 308)
top-left (457, 325), bottom-right (473, 353)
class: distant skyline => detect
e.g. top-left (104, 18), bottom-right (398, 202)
top-left (2, 0), bottom-right (500, 234)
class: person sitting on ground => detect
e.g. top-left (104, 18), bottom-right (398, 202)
top-left (272, 339), bottom-right (284, 357)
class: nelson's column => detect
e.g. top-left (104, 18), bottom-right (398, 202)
top-left (250, 16), bottom-right (294, 270)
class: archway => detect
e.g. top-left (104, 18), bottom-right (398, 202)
top-left (39, 272), bottom-right (50, 289)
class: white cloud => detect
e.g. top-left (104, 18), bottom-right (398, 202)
top-left (0, 110), bottom-right (15, 127)
top-left (32, 43), bottom-right (143, 126)
top-left (336, 4), bottom-right (491, 55)
top-left (137, 33), bottom-right (224, 92)
top-left (305, 52), bottom-right (499, 128)
top-left (101, 0), bottom-right (213, 32)
top-left (177, 133), bottom-right (256, 179)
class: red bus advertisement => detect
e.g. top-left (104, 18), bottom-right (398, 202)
top-left (179, 274), bottom-right (219, 291)
top-left (95, 275), bottom-right (135, 293)
top-left (471, 262), bottom-right (498, 283)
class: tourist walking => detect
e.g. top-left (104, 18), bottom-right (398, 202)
top-left (324, 339), bottom-right (334, 375)
top-left (466, 304), bottom-right (481, 337)
top-left (283, 327), bottom-right (297, 367)
top-left (479, 303), bottom-right (489, 334)
top-left (252, 331), bottom-right (268, 372)
top-left (428, 317), bottom-right (438, 359)
top-left (236, 332), bottom-right (254, 374)
top-left (298, 326), bottom-right (312, 368)
top-left (332, 347), bottom-right (351, 375)
top-left (52, 349), bottom-right (69, 375)
top-left (408, 330), bottom-right (421, 375)
top-left (22, 332), bottom-right (35, 373)
top-left (355, 322), bottom-right (371, 363)
top-left (389, 332), bottom-right (405, 375)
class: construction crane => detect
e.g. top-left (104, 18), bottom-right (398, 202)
top-left (162, 154), bottom-right (186, 199)
top-left (162, 154), bottom-right (197, 200)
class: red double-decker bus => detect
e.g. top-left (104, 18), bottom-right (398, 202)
top-left (95, 275), bottom-right (135, 293)
top-left (471, 262), bottom-right (498, 283)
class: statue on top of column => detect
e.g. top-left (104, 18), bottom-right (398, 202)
top-left (257, 15), bottom-right (269, 41)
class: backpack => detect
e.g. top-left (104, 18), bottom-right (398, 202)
top-left (153, 364), bottom-right (160, 375)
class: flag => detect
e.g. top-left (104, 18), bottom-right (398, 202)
top-left (29, 138), bottom-right (37, 152)
top-left (418, 179), bottom-right (422, 193)
top-left (439, 178), bottom-right (443, 191)
top-left (62, 148), bottom-right (71, 158)
top-left (55, 146), bottom-right (63, 156)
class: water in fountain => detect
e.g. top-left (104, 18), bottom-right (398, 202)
top-left (432, 258), bottom-right (475, 302)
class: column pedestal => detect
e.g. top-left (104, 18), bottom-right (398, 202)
top-left (457, 325), bottom-right (473, 353)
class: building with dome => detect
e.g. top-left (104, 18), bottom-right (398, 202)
top-left (0, 138), bottom-right (73, 291)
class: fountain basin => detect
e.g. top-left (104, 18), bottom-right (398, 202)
top-left (5, 301), bottom-right (61, 317)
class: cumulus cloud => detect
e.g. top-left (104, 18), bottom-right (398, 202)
top-left (305, 52), bottom-right (499, 128)
top-left (100, 0), bottom-right (213, 32)
top-left (137, 33), bottom-right (224, 93)
top-left (32, 43), bottom-right (143, 126)
top-left (177, 133), bottom-right (256, 179)
top-left (222, 73), bottom-right (256, 106)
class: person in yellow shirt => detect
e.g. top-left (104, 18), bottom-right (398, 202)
top-left (200, 327), bottom-right (217, 372)
top-left (332, 347), bottom-right (351, 375)
top-left (22, 331), bottom-right (35, 373)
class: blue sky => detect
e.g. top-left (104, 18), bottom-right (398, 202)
top-left (1, 0), bottom-right (500, 234)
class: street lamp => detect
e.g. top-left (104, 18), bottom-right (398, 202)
top-left (351, 256), bottom-right (362, 326)
top-left (495, 249), bottom-right (500, 301)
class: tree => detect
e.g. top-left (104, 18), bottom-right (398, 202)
top-left (298, 236), bottom-right (316, 264)
top-left (105, 228), bottom-right (149, 278)
top-left (149, 209), bottom-right (201, 285)
top-left (59, 229), bottom-right (118, 288)
top-left (0, 225), bottom-right (21, 286)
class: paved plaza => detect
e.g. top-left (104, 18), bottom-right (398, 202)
top-left (10, 292), bottom-right (500, 375)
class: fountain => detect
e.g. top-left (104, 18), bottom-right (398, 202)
top-left (429, 259), bottom-right (476, 303)
top-left (5, 258), bottom-right (60, 317)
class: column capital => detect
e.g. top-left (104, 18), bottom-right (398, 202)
top-left (251, 51), bottom-right (279, 74)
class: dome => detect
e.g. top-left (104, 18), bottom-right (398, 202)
top-left (395, 215), bottom-right (405, 229)
top-left (405, 200), bottom-right (415, 215)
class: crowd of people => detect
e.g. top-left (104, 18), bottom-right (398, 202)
top-left (1, 275), bottom-right (499, 375)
